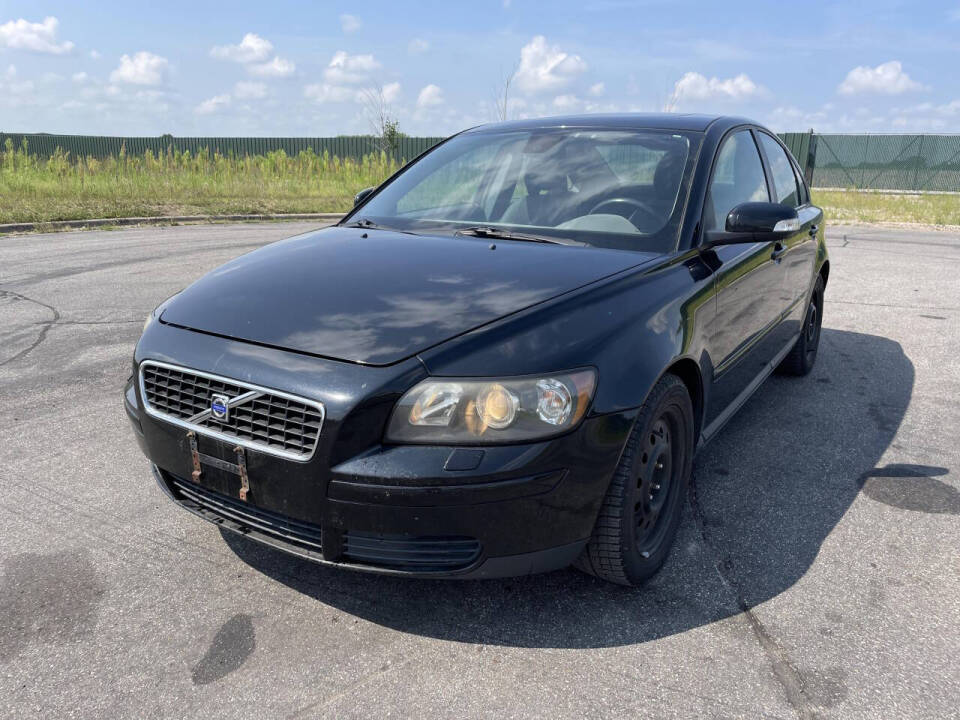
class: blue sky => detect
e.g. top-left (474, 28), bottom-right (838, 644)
top-left (1, 0), bottom-right (959, 136)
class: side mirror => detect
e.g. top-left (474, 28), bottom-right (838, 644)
top-left (354, 186), bottom-right (376, 207)
top-left (703, 202), bottom-right (799, 247)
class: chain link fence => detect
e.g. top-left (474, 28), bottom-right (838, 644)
top-left (4, 131), bottom-right (960, 192)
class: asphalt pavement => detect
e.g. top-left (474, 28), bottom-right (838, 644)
top-left (1, 221), bottom-right (958, 719)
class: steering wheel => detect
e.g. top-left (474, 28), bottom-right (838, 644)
top-left (588, 197), bottom-right (661, 232)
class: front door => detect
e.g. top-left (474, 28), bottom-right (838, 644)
top-left (701, 129), bottom-right (791, 429)
top-left (757, 131), bottom-right (823, 335)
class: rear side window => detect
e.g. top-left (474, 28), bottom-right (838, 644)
top-left (704, 130), bottom-right (769, 231)
top-left (758, 133), bottom-right (800, 207)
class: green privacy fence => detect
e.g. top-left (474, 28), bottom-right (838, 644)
top-left (809, 134), bottom-right (960, 192)
top-left (4, 130), bottom-right (960, 192)
top-left (0, 133), bottom-right (445, 164)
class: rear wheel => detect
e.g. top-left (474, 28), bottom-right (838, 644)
top-left (777, 274), bottom-right (824, 376)
top-left (575, 374), bottom-right (694, 586)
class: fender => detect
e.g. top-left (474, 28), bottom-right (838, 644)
top-left (418, 250), bottom-right (719, 424)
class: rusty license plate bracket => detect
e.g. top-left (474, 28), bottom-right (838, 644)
top-left (185, 431), bottom-right (252, 502)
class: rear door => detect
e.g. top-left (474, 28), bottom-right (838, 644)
top-left (702, 128), bottom-right (792, 428)
top-left (756, 132), bottom-right (822, 329)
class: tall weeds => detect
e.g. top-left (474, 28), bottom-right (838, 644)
top-left (0, 140), bottom-right (399, 223)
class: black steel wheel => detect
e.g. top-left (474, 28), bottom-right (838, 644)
top-left (778, 274), bottom-right (824, 377)
top-left (575, 373), bottom-right (694, 586)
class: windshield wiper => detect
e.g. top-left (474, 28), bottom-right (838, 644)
top-left (341, 217), bottom-right (380, 229)
top-left (340, 217), bottom-right (421, 236)
top-left (454, 226), bottom-right (583, 246)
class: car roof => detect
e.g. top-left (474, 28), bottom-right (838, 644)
top-left (465, 113), bottom-right (753, 134)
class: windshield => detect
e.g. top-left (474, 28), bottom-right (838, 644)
top-left (348, 127), bottom-right (700, 253)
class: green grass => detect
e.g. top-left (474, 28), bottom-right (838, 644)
top-left (3, 141), bottom-right (960, 227)
top-left (0, 140), bottom-right (399, 224)
top-left (813, 189), bottom-right (960, 226)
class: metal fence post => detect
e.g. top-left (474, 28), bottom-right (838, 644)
top-left (805, 130), bottom-right (817, 187)
top-left (912, 135), bottom-right (925, 192)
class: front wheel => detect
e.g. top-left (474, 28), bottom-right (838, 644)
top-left (777, 274), bottom-right (824, 376)
top-left (575, 374), bottom-right (694, 586)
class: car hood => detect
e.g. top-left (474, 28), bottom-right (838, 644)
top-left (160, 226), bottom-right (658, 365)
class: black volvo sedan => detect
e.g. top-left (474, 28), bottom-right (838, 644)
top-left (125, 114), bottom-right (827, 586)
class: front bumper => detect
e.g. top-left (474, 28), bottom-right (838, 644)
top-left (152, 464), bottom-right (589, 578)
top-left (127, 327), bottom-right (635, 579)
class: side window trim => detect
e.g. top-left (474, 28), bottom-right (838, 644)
top-left (750, 128), bottom-right (778, 204)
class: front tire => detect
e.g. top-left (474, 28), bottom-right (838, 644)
top-left (575, 374), bottom-right (694, 586)
top-left (777, 274), bottom-right (824, 376)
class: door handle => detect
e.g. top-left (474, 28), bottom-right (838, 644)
top-left (771, 243), bottom-right (787, 262)
top-left (809, 225), bottom-right (818, 237)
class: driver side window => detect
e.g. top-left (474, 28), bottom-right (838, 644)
top-left (705, 130), bottom-right (769, 231)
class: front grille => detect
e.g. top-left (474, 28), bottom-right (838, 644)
top-left (170, 476), bottom-right (324, 555)
top-left (139, 360), bottom-right (324, 461)
top-left (344, 531), bottom-right (482, 570)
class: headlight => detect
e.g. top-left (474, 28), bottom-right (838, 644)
top-left (385, 369), bottom-right (596, 444)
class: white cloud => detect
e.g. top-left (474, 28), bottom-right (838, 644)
top-left (514, 35), bottom-right (587, 93)
top-left (0, 16), bottom-right (74, 54)
top-left (382, 81), bottom-right (402, 103)
top-left (110, 51), bottom-right (169, 85)
top-left (0, 64), bottom-right (34, 97)
top-left (324, 51), bottom-right (380, 84)
top-left (588, 82), bottom-right (605, 97)
top-left (417, 84), bottom-right (444, 108)
top-left (71, 71), bottom-right (88, 83)
top-left (195, 93), bottom-right (231, 115)
top-left (670, 71), bottom-right (762, 102)
top-left (234, 81), bottom-right (267, 99)
top-left (304, 83), bottom-right (359, 103)
top-left (838, 60), bottom-right (924, 96)
top-left (248, 56), bottom-right (295, 77)
top-left (553, 94), bottom-right (580, 109)
top-left (210, 33), bottom-right (273, 63)
top-left (408, 38), bottom-right (429, 55)
top-left (89, 49), bottom-right (101, 59)
top-left (340, 14), bottom-right (362, 34)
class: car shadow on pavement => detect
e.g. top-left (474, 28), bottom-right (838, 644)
top-left (222, 328), bottom-right (915, 649)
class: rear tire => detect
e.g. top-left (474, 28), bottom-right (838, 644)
top-left (777, 274), bottom-right (824, 377)
top-left (575, 374), bottom-right (694, 586)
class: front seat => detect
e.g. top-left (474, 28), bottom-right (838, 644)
top-left (500, 174), bottom-right (571, 226)
top-left (651, 149), bottom-right (685, 216)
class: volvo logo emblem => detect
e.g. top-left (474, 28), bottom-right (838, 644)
top-left (210, 393), bottom-right (230, 421)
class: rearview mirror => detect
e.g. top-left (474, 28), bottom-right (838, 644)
top-left (703, 202), bottom-right (799, 247)
top-left (354, 186), bottom-right (376, 206)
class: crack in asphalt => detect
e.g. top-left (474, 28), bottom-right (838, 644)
top-left (0, 290), bottom-right (61, 368)
top-left (51, 319), bottom-right (144, 326)
top-left (1, 240), bottom-right (270, 287)
top-left (827, 232), bottom-right (960, 249)
top-left (687, 473), bottom-right (813, 720)
top-left (825, 299), bottom-right (960, 312)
